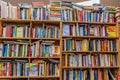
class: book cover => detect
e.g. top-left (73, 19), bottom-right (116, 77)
top-left (16, 27), bottom-right (24, 38)
top-left (106, 26), bottom-right (116, 37)
top-left (62, 24), bottom-right (70, 36)
top-left (29, 63), bottom-right (39, 76)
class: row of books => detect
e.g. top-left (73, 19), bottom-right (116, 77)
top-left (0, 42), bottom-right (29, 57)
top-left (62, 54), bottom-right (91, 67)
top-left (31, 24), bottom-right (60, 38)
top-left (0, 59), bottom-right (60, 76)
top-left (0, 0), bottom-right (117, 22)
top-left (2, 24), bottom-right (30, 38)
top-left (63, 69), bottom-right (116, 80)
top-left (62, 24), bottom-right (116, 37)
top-left (91, 54), bottom-right (117, 67)
top-left (63, 39), bottom-right (116, 51)
top-left (0, 41), bottom-right (60, 57)
top-left (2, 23), bottom-right (60, 38)
top-left (30, 40), bottom-right (60, 57)
top-left (91, 69), bottom-right (116, 80)
top-left (62, 53), bottom-right (117, 67)
top-left (63, 69), bottom-right (90, 80)
top-left (90, 39), bottom-right (116, 51)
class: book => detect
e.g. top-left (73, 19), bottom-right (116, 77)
top-left (29, 63), bottom-right (39, 76)
top-left (106, 26), bottom-right (116, 37)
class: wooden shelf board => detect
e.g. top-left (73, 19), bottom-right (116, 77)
top-left (62, 66), bottom-right (91, 69)
top-left (92, 66), bottom-right (119, 68)
top-left (62, 21), bottom-right (78, 23)
top-left (0, 57), bottom-right (60, 59)
top-left (31, 38), bottom-right (60, 41)
top-left (62, 66), bottom-right (119, 69)
top-left (32, 20), bottom-right (60, 25)
top-left (0, 76), bottom-right (28, 78)
top-left (0, 76), bottom-right (60, 78)
top-left (62, 36), bottom-right (119, 39)
top-left (62, 51), bottom-right (90, 53)
top-left (0, 57), bottom-right (29, 59)
top-left (1, 19), bottom-right (31, 23)
top-left (29, 57), bottom-right (60, 59)
top-left (89, 22), bottom-right (116, 25)
top-left (0, 37), bottom-right (30, 40)
top-left (91, 51), bottom-right (118, 53)
top-left (29, 76), bottom-right (60, 78)
top-left (62, 51), bottom-right (118, 53)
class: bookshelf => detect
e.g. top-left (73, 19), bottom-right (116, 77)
top-left (0, 0), bottom-right (119, 80)
top-left (0, 19), bottom-right (119, 80)
top-left (62, 21), bottom-right (119, 80)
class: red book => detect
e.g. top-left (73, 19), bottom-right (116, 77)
top-left (3, 63), bottom-right (7, 76)
top-left (17, 8), bottom-right (20, 19)
top-left (32, 2), bottom-right (44, 6)
top-left (50, 14), bottom-right (62, 17)
top-left (79, 11), bottom-right (83, 21)
top-left (6, 26), bottom-right (12, 37)
top-left (7, 63), bottom-right (12, 76)
top-left (29, 48), bottom-right (32, 57)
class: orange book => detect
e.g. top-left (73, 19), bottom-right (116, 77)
top-left (110, 54), bottom-right (113, 66)
top-left (98, 69), bottom-right (101, 80)
top-left (27, 8), bottom-right (31, 19)
top-left (0, 26), bottom-right (2, 37)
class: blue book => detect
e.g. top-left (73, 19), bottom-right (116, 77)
top-left (62, 24), bottom-right (70, 36)
top-left (3, 44), bottom-right (8, 57)
top-left (62, 10), bottom-right (64, 21)
top-left (79, 69), bottom-right (82, 80)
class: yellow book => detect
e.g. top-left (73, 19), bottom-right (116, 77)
top-left (82, 39), bottom-right (88, 51)
top-left (0, 63), bottom-right (2, 76)
top-left (16, 27), bottom-right (24, 38)
top-left (65, 54), bottom-right (68, 67)
top-left (106, 26), bottom-right (116, 37)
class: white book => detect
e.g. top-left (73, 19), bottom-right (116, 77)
top-left (36, 8), bottom-right (39, 20)
top-left (78, 54), bottom-right (82, 66)
top-left (41, 63), bottom-right (45, 76)
top-left (0, 43), bottom-right (3, 56)
top-left (1, 0), bottom-right (7, 18)
top-left (16, 44), bottom-right (19, 57)
top-left (69, 70), bottom-right (73, 80)
top-left (39, 64), bottom-right (41, 76)
top-left (8, 2), bottom-right (12, 19)
top-left (5, 5), bottom-right (8, 18)
top-left (3, 27), bottom-right (6, 37)
top-left (12, 6), bottom-right (17, 19)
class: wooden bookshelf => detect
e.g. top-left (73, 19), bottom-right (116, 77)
top-left (0, 0), bottom-right (119, 79)
top-left (0, 18), bottom-right (119, 80)
top-left (62, 19), bottom-right (119, 80)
